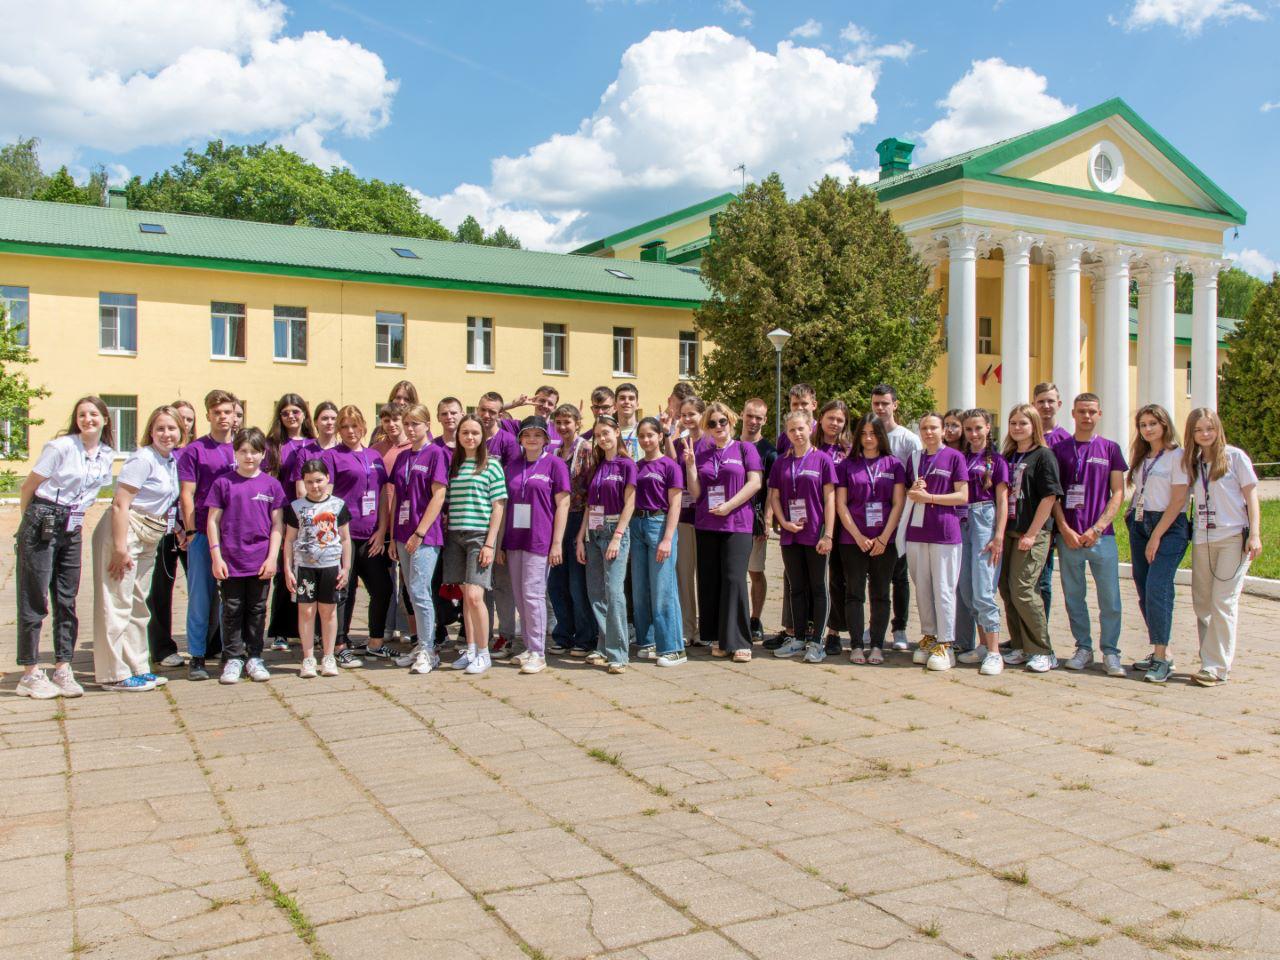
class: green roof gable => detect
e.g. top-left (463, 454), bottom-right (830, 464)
top-left (570, 193), bottom-right (736, 256)
top-left (1128, 306), bottom-right (1235, 347)
top-left (0, 198), bottom-right (709, 309)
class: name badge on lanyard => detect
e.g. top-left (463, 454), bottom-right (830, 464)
top-left (587, 505), bottom-right (605, 530)
top-left (513, 503), bottom-right (532, 529)
top-left (165, 505), bottom-right (177, 535)
top-left (1198, 463), bottom-right (1216, 529)
top-left (866, 502), bottom-right (884, 527)
top-left (788, 498), bottom-right (807, 524)
top-left (67, 511), bottom-right (85, 533)
top-left (708, 485), bottom-right (726, 509)
top-left (398, 501), bottom-right (410, 526)
top-left (362, 490), bottom-right (376, 517)
top-left (1065, 484), bottom-right (1086, 510)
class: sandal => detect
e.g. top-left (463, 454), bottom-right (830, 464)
top-left (849, 647), bottom-right (867, 665)
top-left (711, 647), bottom-right (729, 658)
top-left (732, 649), bottom-right (752, 663)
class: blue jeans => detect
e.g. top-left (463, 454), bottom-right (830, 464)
top-left (549, 510), bottom-right (595, 650)
top-left (1058, 534), bottom-right (1122, 656)
top-left (396, 542), bottom-right (440, 655)
top-left (1126, 512), bottom-right (1190, 649)
top-left (629, 513), bottom-right (684, 655)
top-left (956, 501), bottom-right (1001, 650)
top-left (585, 519), bottom-right (631, 665)
top-left (185, 532), bottom-right (220, 659)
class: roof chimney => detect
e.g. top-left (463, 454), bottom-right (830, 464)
top-left (640, 239), bottom-right (667, 263)
top-left (875, 138), bottom-right (915, 180)
top-left (107, 187), bottom-right (128, 210)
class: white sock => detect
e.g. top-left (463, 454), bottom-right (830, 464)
top-left (467, 643), bottom-right (477, 659)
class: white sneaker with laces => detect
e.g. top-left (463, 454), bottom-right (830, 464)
top-left (956, 648), bottom-right (985, 665)
top-left (160, 653), bottom-right (186, 668)
top-left (16, 670), bottom-right (60, 699)
top-left (299, 657), bottom-right (318, 679)
top-left (773, 637), bottom-right (807, 659)
top-left (520, 653), bottom-right (546, 674)
top-left (451, 649), bottom-right (475, 670)
top-left (1002, 649), bottom-right (1028, 665)
top-left (320, 655), bottom-right (339, 677)
top-left (410, 649), bottom-right (435, 674)
top-left (1027, 653), bottom-right (1058, 673)
top-left (220, 660), bottom-right (244, 684)
top-left (50, 666), bottom-right (84, 698)
top-left (464, 651), bottom-right (491, 675)
top-left (245, 658), bottom-right (271, 682)
top-left (891, 630), bottom-right (910, 651)
top-left (926, 645), bottom-right (952, 671)
top-left (913, 638), bottom-right (935, 665)
top-left (394, 643), bottom-right (422, 668)
top-left (979, 652), bottom-right (1005, 676)
top-left (1064, 648), bottom-right (1093, 671)
top-left (1103, 653), bottom-right (1126, 677)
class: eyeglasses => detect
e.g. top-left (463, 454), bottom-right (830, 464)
top-left (590, 404), bottom-right (611, 411)
top-left (707, 418), bottom-right (729, 428)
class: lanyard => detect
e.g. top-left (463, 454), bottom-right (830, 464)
top-left (1139, 450), bottom-right (1164, 497)
top-left (788, 448), bottom-right (812, 494)
top-left (859, 455), bottom-right (885, 490)
top-left (708, 440), bottom-right (737, 483)
top-left (917, 451), bottom-right (936, 487)
top-left (1072, 438), bottom-right (1094, 485)
top-left (512, 452), bottom-right (546, 502)
top-left (1199, 461), bottom-right (1213, 514)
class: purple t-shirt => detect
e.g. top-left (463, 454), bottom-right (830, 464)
top-left (695, 440), bottom-right (763, 534)
top-left (634, 456), bottom-right (684, 513)
top-left (177, 435), bottom-right (235, 534)
top-left (768, 448), bottom-right (837, 547)
top-left (207, 471), bottom-right (286, 577)
top-left (503, 452), bottom-right (570, 555)
top-left (485, 430), bottom-right (523, 471)
top-left (586, 455), bottom-right (637, 516)
top-left (1044, 425), bottom-right (1072, 449)
top-left (273, 436), bottom-right (312, 482)
top-left (904, 446), bottom-right (968, 544)
top-left (391, 444), bottom-right (450, 546)
top-left (838, 454), bottom-right (905, 543)
top-left (321, 445), bottom-right (389, 540)
top-left (673, 435), bottom-right (712, 524)
top-left (965, 449), bottom-right (1010, 505)
top-left (1054, 436), bottom-right (1127, 535)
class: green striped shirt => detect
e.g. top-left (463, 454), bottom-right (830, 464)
top-left (447, 458), bottom-right (507, 531)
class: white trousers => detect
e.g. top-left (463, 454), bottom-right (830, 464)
top-left (906, 540), bottom-right (962, 645)
top-left (1191, 536), bottom-right (1250, 680)
top-left (92, 510), bottom-right (166, 683)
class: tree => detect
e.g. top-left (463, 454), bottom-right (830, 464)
top-left (126, 141), bottom-right (451, 240)
top-left (0, 137), bottom-right (47, 199)
top-left (1219, 272), bottom-right (1280, 467)
top-left (694, 174), bottom-right (942, 418)
top-left (32, 165), bottom-right (107, 206)
top-left (454, 214), bottom-right (522, 249)
top-left (0, 302), bottom-right (48, 486)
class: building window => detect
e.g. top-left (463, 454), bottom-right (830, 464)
top-left (467, 316), bottom-right (493, 370)
top-left (613, 326), bottom-right (635, 377)
top-left (376, 311), bottom-right (405, 366)
top-left (543, 322), bottom-right (566, 374)
top-left (1087, 140), bottom-right (1125, 194)
top-left (274, 305), bottom-right (307, 362)
top-left (977, 316), bottom-right (994, 355)
top-left (99, 293), bottom-right (137, 354)
top-left (211, 301), bottom-right (246, 360)
top-left (1186, 360), bottom-right (1193, 398)
top-left (0, 407), bottom-right (29, 458)
top-left (102, 394), bottom-right (138, 453)
top-left (1, 285), bottom-right (29, 347)
top-left (679, 331), bottom-right (699, 378)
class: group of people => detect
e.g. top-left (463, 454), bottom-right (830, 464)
top-left (12, 376), bottom-right (1261, 699)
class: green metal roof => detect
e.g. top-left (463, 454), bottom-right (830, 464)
top-left (570, 193), bottom-right (737, 256)
top-left (0, 198), bottom-right (709, 308)
top-left (1127, 306), bottom-right (1235, 347)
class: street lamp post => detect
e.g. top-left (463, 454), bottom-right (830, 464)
top-left (766, 328), bottom-right (791, 440)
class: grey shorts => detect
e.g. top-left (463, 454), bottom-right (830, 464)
top-left (748, 534), bottom-right (768, 574)
top-left (443, 529), bottom-right (493, 589)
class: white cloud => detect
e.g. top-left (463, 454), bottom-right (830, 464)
top-left (1228, 248), bottom-right (1280, 279)
top-left (1121, 0), bottom-right (1263, 33)
top-left (839, 22), bottom-right (917, 68)
top-left (0, 0), bottom-right (397, 168)
top-left (1262, 100), bottom-right (1280, 112)
top-left (789, 18), bottom-right (822, 38)
top-left (720, 0), bottom-right (754, 28)
top-left (425, 27), bottom-right (880, 250)
top-left (412, 184), bottom-right (587, 254)
top-left (915, 57), bottom-right (1076, 163)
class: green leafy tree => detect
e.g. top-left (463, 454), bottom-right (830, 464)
top-left (0, 303), bottom-right (48, 486)
top-left (1219, 272), bottom-right (1280, 466)
top-left (0, 137), bottom-right (47, 199)
top-left (694, 174), bottom-right (942, 418)
top-left (454, 214), bottom-right (522, 249)
top-left (126, 141), bottom-right (450, 239)
top-left (32, 165), bottom-right (107, 206)
top-left (1130, 266), bottom-right (1262, 320)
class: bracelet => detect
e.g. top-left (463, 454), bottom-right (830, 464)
top-left (210, 544), bottom-right (221, 551)
top-left (184, 529), bottom-right (196, 536)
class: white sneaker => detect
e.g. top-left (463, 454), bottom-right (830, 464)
top-left (16, 670), bottom-right (61, 699)
top-left (913, 638), bottom-right (935, 665)
top-left (220, 660), bottom-right (244, 684)
top-left (452, 649), bottom-right (475, 670)
top-left (1027, 653), bottom-right (1058, 673)
top-left (410, 649), bottom-right (435, 674)
top-left (50, 666), bottom-right (84, 698)
top-left (394, 643), bottom-right (422, 668)
top-left (956, 648), bottom-right (985, 665)
top-left (1002, 649), bottom-right (1028, 666)
top-left (891, 630), bottom-right (910, 651)
top-left (464, 651), bottom-right (491, 675)
top-left (636, 646), bottom-right (657, 661)
top-left (926, 645), bottom-right (952, 671)
top-left (520, 653), bottom-right (546, 674)
top-left (774, 637), bottom-right (807, 659)
top-left (1103, 653), bottom-right (1126, 677)
top-left (980, 652), bottom-right (1005, 676)
top-left (656, 651), bottom-right (687, 667)
top-left (1064, 648), bottom-right (1093, 671)
top-left (320, 655), bottom-right (339, 677)
top-left (245, 658), bottom-right (271, 682)
top-left (160, 653), bottom-right (186, 668)
top-left (299, 657), bottom-right (318, 679)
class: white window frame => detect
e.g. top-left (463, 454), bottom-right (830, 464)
top-left (977, 315), bottom-right (994, 355)
top-left (542, 322), bottom-right (567, 375)
top-left (678, 330), bottom-right (699, 378)
top-left (1, 285), bottom-right (29, 347)
top-left (273, 305), bottom-right (308, 363)
top-left (101, 394), bottom-right (138, 454)
top-left (375, 310), bottom-right (406, 367)
top-left (1186, 359), bottom-right (1193, 399)
top-left (210, 301), bottom-right (247, 361)
top-left (99, 292), bottom-right (137, 355)
top-left (1088, 140), bottom-right (1125, 194)
top-left (613, 326), bottom-right (635, 377)
top-left (467, 315), bottom-right (494, 371)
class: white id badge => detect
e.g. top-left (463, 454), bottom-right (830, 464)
top-left (1197, 504), bottom-right (1216, 530)
top-left (1065, 484), bottom-right (1085, 510)
top-left (67, 511), bottom-right (85, 533)
top-left (398, 501), bottom-right (410, 526)
top-left (910, 502), bottom-right (925, 528)
top-left (866, 502), bottom-right (884, 527)
top-left (513, 503), bottom-right (532, 529)
top-left (708, 485), bottom-right (726, 509)
top-left (788, 498), bottom-right (807, 524)
top-left (680, 490), bottom-right (693, 509)
top-left (1133, 493), bottom-right (1145, 522)
top-left (362, 490), bottom-right (376, 516)
top-left (588, 505), bottom-right (605, 530)
top-left (165, 507), bottom-right (177, 535)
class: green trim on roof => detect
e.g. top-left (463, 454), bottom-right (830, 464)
top-left (872, 98), bottom-right (1246, 225)
top-left (570, 193), bottom-right (736, 255)
top-left (666, 235), bottom-right (713, 264)
top-left (973, 173), bottom-right (1238, 223)
top-left (1127, 305), bottom-right (1235, 347)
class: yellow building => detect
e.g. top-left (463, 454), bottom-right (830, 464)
top-left (576, 98), bottom-right (1246, 443)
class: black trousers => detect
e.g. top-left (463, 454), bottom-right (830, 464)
top-left (827, 546), bottom-right (847, 634)
top-left (840, 542), bottom-right (898, 648)
top-left (266, 547), bottom-right (299, 639)
top-left (147, 533), bottom-right (185, 661)
top-left (695, 529), bottom-right (752, 652)
top-left (16, 500), bottom-right (82, 665)
top-left (219, 576), bottom-right (270, 661)
top-left (780, 543), bottom-right (830, 641)
top-left (891, 550), bottom-right (910, 632)
top-left (338, 536), bottom-right (392, 643)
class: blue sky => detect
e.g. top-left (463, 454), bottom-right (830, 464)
top-left (5, 0), bottom-right (1277, 272)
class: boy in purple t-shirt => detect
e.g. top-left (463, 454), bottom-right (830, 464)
top-left (1051, 393), bottom-right (1128, 676)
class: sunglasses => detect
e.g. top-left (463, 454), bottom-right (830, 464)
top-left (707, 418), bottom-right (729, 428)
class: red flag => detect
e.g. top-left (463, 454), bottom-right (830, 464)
top-left (994, 363), bottom-right (1003, 384)
top-left (980, 363), bottom-right (993, 385)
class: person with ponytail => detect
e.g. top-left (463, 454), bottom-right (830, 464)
top-left (954, 409), bottom-right (1008, 675)
top-left (631, 417), bottom-right (685, 666)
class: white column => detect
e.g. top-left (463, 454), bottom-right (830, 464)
top-left (1097, 246), bottom-right (1139, 444)
top-left (1190, 259), bottom-right (1224, 409)
top-left (999, 232), bottom-right (1037, 419)
top-left (938, 226), bottom-right (985, 411)
top-left (1135, 271), bottom-right (1151, 406)
top-left (1146, 253), bottom-right (1179, 416)
top-left (1048, 239), bottom-right (1086, 411)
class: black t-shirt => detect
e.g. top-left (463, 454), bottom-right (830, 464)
top-left (1006, 446), bottom-right (1062, 534)
top-left (749, 436), bottom-right (779, 536)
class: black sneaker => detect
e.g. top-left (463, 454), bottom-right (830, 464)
top-left (363, 644), bottom-right (396, 660)
top-left (763, 631), bottom-right (790, 651)
top-left (749, 617), bottom-right (764, 642)
top-left (188, 658), bottom-right (209, 682)
top-left (825, 634), bottom-right (842, 657)
top-left (336, 649), bottom-right (364, 669)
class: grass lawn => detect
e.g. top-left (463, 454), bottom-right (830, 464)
top-left (1111, 499), bottom-right (1280, 581)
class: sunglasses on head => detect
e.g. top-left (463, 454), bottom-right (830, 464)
top-left (707, 417), bottom-right (729, 428)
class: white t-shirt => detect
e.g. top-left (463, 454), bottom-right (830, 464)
top-left (32, 435), bottom-right (115, 512)
top-left (116, 445), bottom-right (179, 517)
top-left (1132, 449), bottom-right (1189, 514)
top-left (887, 425), bottom-right (922, 464)
top-left (1191, 445), bottom-right (1257, 543)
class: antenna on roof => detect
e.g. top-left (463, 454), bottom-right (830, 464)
top-left (734, 163), bottom-right (746, 191)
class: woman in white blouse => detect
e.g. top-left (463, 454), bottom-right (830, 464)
top-left (91, 406), bottom-right (186, 691)
top-left (15, 397), bottom-right (116, 699)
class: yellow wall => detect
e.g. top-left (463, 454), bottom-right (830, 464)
top-left (4, 253), bottom-right (698, 470)
top-left (613, 218), bottom-right (714, 262)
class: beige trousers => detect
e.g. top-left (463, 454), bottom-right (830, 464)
top-left (1191, 535), bottom-right (1250, 681)
top-left (676, 522), bottom-right (697, 641)
top-left (92, 509), bottom-right (167, 683)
